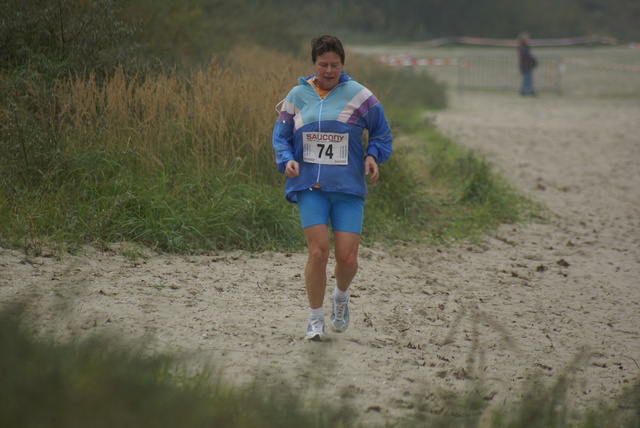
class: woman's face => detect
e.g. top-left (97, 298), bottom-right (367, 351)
top-left (312, 51), bottom-right (343, 91)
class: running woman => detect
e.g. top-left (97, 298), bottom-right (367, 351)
top-left (272, 35), bottom-right (393, 340)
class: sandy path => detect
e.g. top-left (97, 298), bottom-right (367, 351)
top-left (430, 92), bottom-right (640, 412)
top-left (2, 85), bottom-right (639, 424)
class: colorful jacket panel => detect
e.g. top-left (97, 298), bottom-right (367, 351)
top-left (272, 72), bottom-right (393, 203)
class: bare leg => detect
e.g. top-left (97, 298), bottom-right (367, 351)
top-left (303, 224), bottom-right (331, 309)
top-left (333, 231), bottom-right (360, 292)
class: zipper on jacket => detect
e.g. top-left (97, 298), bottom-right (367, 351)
top-left (315, 98), bottom-right (324, 186)
top-left (308, 76), bottom-right (347, 189)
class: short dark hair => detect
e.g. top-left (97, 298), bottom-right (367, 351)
top-left (311, 35), bottom-right (345, 64)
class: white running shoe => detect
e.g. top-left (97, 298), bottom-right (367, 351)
top-left (304, 316), bottom-right (326, 341)
top-left (330, 294), bottom-right (350, 333)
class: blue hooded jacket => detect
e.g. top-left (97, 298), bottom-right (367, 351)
top-left (272, 71), bottom-right (393, 203)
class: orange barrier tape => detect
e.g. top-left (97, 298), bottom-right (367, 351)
top-left (379, 57), bottom-right (458, 66)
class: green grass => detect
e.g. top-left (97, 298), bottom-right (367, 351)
top-left (0, 125), bottom-right (536, 253)
top-left (362, 123), bottom-right (543, 247)
top-left (400, 372), bottom-right (639, 428)
top-left (420, 128), bottom-right (542, 235)
top-left (0, 306), bottom-right (354, 428)
top-left (0, 147), bottom-right (303, 253)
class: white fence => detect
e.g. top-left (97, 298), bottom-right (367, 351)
top-left (456, 55), bottom-right (563, 94)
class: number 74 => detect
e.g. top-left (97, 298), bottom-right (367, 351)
top-left (317, 143), bottom-right (334, 159)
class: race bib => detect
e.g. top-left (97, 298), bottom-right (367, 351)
top-left (302, 132), bottom-right (349, 165)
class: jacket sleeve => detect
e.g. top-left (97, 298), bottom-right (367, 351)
top-left (361, 103), bottom-right (393, 163)
top-left (272, 100), bottom-right (297, 174)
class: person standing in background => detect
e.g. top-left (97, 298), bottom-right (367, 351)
top-left (517, 32), bottom-right (537, 96)
top-left (272, 35), bottom-right (393, 341)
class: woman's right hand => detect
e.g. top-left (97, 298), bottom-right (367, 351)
top-left (285, 160), bottom-right (300, 178)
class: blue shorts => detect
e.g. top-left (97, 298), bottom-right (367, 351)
top-left (296, 189), bottom-right (364, 234)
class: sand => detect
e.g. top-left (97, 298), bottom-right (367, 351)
top-left (1, 47), bottom-right (639, 425)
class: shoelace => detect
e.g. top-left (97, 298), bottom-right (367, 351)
top-left (309, 318), bottom-right (324, 331)
top-left (334, 299), bottom-right (348, 321)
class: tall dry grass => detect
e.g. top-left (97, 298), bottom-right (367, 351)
top-left (55, 46), bottom-right (303, 181)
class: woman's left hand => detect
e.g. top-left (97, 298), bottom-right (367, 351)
top-left (365, 155), bottom-right (379, 184)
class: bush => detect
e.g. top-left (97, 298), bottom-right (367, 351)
top-left (0, 0), bottom-right (139, 78)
